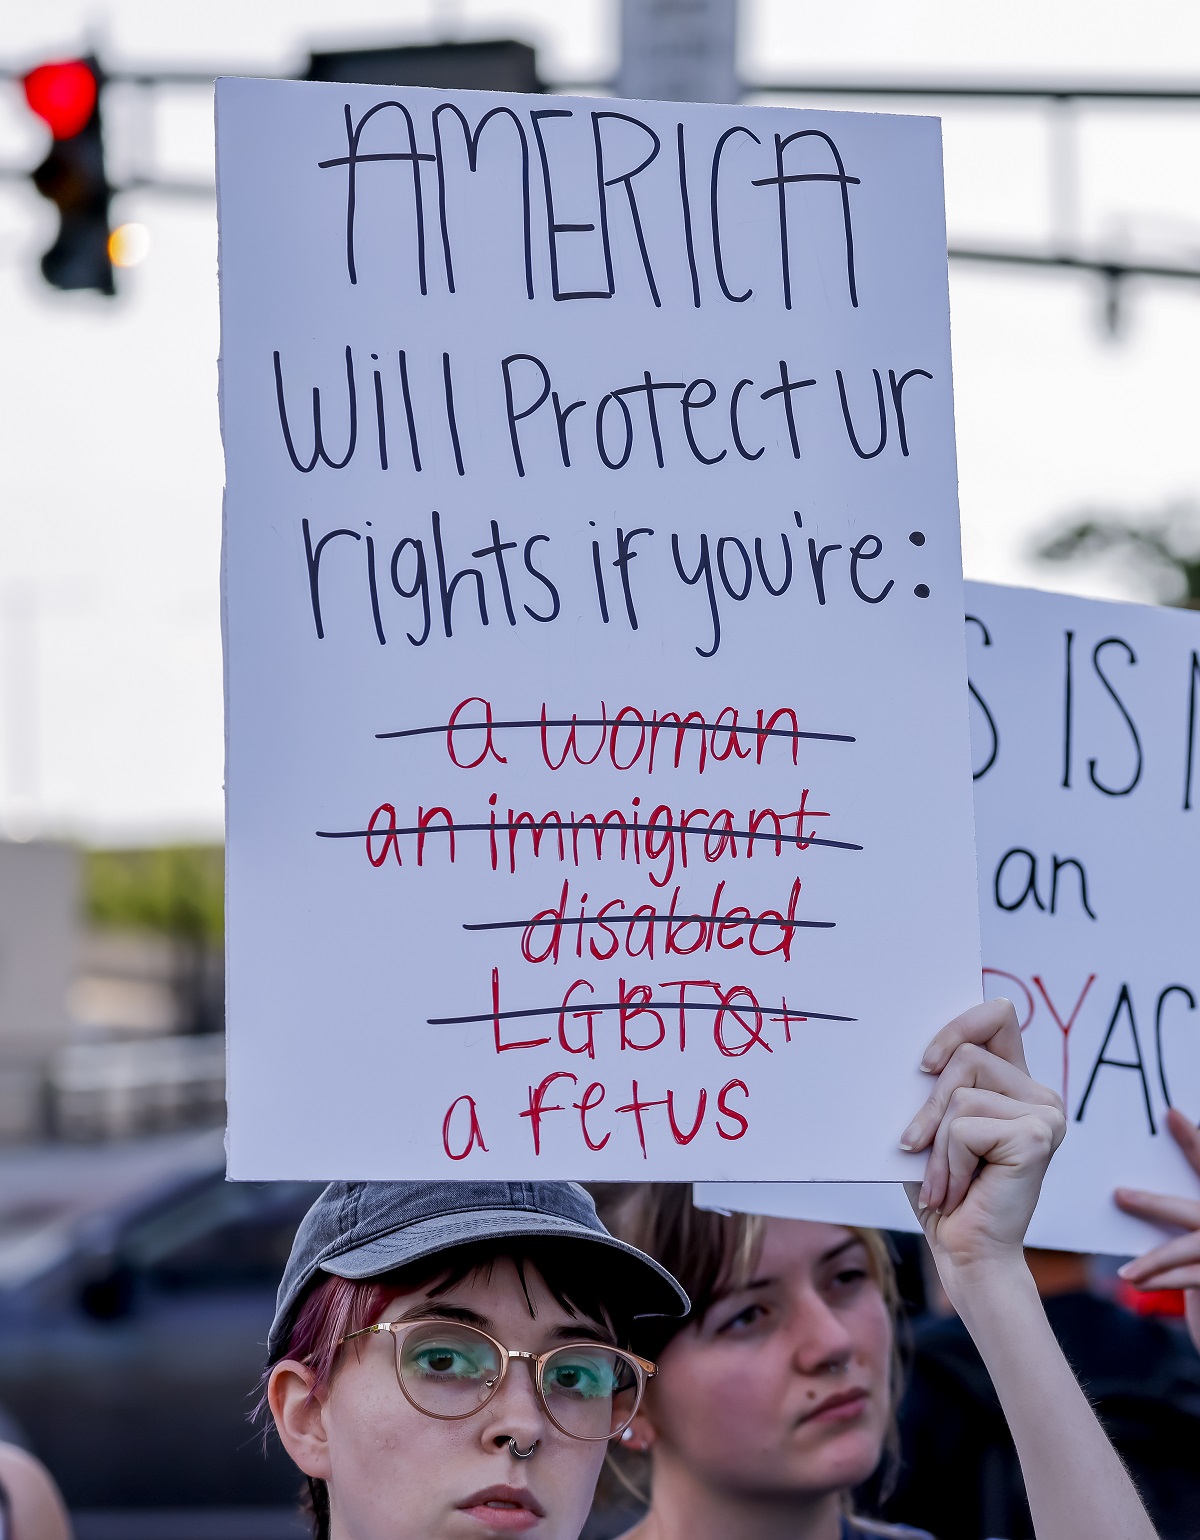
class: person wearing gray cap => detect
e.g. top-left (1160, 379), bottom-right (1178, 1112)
top-left (257, 1177), bottom-right (687, 1540)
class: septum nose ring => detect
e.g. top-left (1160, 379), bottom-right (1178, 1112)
top-left (508, 1438), bottom-right (539, 1460)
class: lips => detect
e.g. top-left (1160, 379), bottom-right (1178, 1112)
top-left (797, 1386), bottom-right (870, 1426)
top-left (457, 1485), bottom-right (546, 1533)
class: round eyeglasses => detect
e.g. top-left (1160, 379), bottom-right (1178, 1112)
top-left (339, 1318), bottom-right (657, 1442)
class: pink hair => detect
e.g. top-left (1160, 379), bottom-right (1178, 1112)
top-left (253, 1273), bottom-right (393, 1426)
top-left (288, 1275), bottom-right (395, 1394)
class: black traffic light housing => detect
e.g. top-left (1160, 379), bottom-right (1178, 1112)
top-left (24, 56), bottom-right (115, 295)
top-left (306, 39), bottom-right (542, 93)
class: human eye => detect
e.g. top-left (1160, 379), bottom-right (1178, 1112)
top-left (713, 1300), bottom-right (769, 1334)
top-left (544, 1350), bottom-right (615, 1400)
top-left (827, 1264), bottom-right (870, 1298)
top-left (406, 1333), bottom-right (492, 1381)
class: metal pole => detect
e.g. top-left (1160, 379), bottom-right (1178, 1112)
top-left (617, 0), bottom-right (740, 104)
top-left (1, 585), bottom-right (39, 838)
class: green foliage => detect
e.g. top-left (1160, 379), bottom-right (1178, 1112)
top-left (1035, 501), bottom-right (1200, 607)
top-left (86, 845), bottom-right (224, 943)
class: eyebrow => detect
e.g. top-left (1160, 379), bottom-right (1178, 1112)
top-left (546, 1321), bottom-right (617, 1347)
top-left (389, 1302), bottom-right (490, 1328)
top-left (721, 1238), bottom-right (867, 1298)
top-left (386, 1302), bottom-right (617, 1347)
top-left (819, 1236), bottom-right (865, 1266)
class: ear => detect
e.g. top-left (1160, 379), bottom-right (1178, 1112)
top-left (268, 1360), bottom-right (333, 1481)
top-left (620, 1406), bottom-right (657, 1454)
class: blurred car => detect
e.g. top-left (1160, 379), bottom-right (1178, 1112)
top-left (0, 1150), bottom-right (322, 1510)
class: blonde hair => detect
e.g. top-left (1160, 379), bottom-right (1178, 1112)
top-left (590, 1183), bottom-right (904, 1517)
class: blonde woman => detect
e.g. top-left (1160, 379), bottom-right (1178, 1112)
top-left (602, 1002), bottom-right (1157, 1540)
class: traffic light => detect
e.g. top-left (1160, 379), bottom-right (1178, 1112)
top-left (23, 57), bottom-right (115, 295)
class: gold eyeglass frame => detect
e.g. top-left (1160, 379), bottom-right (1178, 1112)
top-left (339, 1317), bottom-right (657, 1442)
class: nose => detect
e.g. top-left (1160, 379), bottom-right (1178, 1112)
top-left (479, 1355), bottom-right (553, 1455)
top-left (790, 1293), bottom-right (856, 1377)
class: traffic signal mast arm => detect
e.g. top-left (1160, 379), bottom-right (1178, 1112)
top-left (7, 51), bottom-right (1200, 303)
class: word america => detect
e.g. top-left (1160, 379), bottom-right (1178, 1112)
top-left (317, 99), bottom-right (865, 309)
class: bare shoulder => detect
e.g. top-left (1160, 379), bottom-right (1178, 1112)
top-left (0, 1442), bottom-right (73, 1540)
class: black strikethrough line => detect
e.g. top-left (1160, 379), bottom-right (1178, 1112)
top-left (427, 999), bottom-right (857, 1027)
top-left (375, 716), bottom-right (855, 744)
top-left (463, 912), bottom-right (835, 933)
top-left (315, 820), bottom-right (863, 853)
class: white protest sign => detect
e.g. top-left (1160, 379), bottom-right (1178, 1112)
top-left (217, 77), bottom-right (980, 1179)
top-left (694, 1180), bottom-right (916, 1231)
top-left (696, 583), bottom-right (1200, 1254)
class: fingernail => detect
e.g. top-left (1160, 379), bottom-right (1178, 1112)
top-left (920, 1053), bottom-right (938, 1072)
top-left (899, 1122), bottom-right (919, 1150)
top-left (919, 1182), bottom-right (930, 1207)
top-left (1117, 1262), bottom-right (1135, 1278)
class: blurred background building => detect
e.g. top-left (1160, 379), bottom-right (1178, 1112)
top-left (0, 840), bottom-right (77, 1140)
top-left (0, 840), bottom-right (222, 1145)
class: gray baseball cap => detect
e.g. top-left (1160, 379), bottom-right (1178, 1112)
top-left (269, 1179), bottom-right (688, 1359)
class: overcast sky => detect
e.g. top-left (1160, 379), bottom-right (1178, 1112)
top-left (2, 0), bottom-right (1200, 842)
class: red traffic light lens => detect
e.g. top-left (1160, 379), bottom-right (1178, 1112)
top-left (24, 60), bottom-right (98, 140)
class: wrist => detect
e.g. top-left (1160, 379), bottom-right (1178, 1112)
top-left (935, 1248), bottom-right (1038, 1320)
